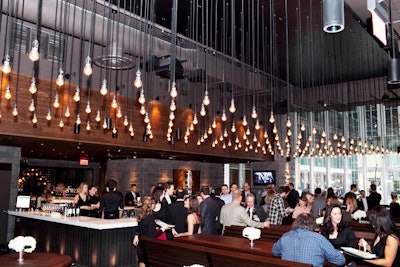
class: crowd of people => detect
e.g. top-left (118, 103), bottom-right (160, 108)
top-left (128, 181), bottom-right (400, 267)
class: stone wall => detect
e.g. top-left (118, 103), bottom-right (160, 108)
top-left (106, 158), bottom-right (224, 196)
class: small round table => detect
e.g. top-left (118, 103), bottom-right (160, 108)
top-left (0, 252), bottom-right (72, 266)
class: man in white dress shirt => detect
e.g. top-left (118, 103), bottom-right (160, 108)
top-left (220, 184), bottom-right (232, 204)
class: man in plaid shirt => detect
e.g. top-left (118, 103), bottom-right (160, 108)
top-left (268, 186), bottom-right (294, 225)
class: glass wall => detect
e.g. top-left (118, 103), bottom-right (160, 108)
top-left (294, 104), bottom-right (400, 204)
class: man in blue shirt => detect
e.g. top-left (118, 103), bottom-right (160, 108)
top-left (272, 213), bottom-right (345, 267)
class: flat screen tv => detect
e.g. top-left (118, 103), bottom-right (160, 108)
top-left (252, 170), bottom-right (276, 186)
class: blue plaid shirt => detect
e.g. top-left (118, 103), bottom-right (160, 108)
top-left (272, 228), bottom-right (346, 267)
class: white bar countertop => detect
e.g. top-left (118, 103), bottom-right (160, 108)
top-left (8, 210), bottom-right (137, 230)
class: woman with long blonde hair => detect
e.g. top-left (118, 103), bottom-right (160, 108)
top-left (73, 182), bottom-right (91, 216)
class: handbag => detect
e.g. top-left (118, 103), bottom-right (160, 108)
top-left (156, 229), bottom-right (167, 240)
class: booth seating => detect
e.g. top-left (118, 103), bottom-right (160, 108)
top-left (140, 236), bottom-right (312, 267)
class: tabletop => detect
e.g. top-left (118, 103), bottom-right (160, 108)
top-left (0, 252), bottom-right (72, 267)
top-left (175, 233), bottom-right (274, 257)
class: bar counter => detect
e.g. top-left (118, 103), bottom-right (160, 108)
top-left (9, 210), bottom-right (138, 267)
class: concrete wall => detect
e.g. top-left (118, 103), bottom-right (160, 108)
top-left (106, 158), bottom-right (224, 196)
top-left (1, 146), bottom-right (21, 243)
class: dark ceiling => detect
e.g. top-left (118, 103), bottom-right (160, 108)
top-left (1, 0), bottom-right (399, 163)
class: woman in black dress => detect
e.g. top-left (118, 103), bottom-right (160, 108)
top-left (175, 195), bottom-right (201, 237)
top-left (321, 204), bottom-right (358, 249)
top-left (133, 195), bottom-right (170, 267)
top-left (358, 206), bottom-right (399, 267)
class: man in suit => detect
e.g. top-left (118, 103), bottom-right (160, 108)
top-left (125, 183), bottom-right (140, 206)
top-left (311, 188), bottom-right (326, 218)
top-left (169, 188), bottom-right (188, 235)
top-left (286, 182), bottom-right (299, 209)
top-left (357, 189), bottom-right (368, 211)
top-left (211, 187), bottom-right (225, 234)
top-left (164, 181), bottom-right (176, 205)
top-left (200, 186), bottom-right (219, 235)
top-left (367, 184), bottom-right (381, 209)
top-left (241, 182), bottom-right (256, 206)
top-left (220, 190), bottom-right (269, 234)
top-left (245, 193), bottom-right (268, 222)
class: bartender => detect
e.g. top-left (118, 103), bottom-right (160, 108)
top-left (100, 179), bottom-right (124, 219)
top-left (125, 183), bottom-right (140, 206)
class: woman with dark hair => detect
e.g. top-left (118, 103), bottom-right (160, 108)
top-left (133, 196), bottom-right (170, 267)
top-left (152, 186), bottom-right (171, 239)
top-left (326, 187), bottom-right (337, 199)
top-left (321, 204), bottom-right (358, 249)
top-left (359, 206), bottom-right (399, 267)
top-left (175, 196), bottom-right (202, 237)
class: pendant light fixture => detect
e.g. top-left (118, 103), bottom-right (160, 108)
top-left (387, 0), bottom-right (400, 84)
top-left (322, 0), bottom-right (344, 33)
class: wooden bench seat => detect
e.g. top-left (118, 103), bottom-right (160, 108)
top-left (140, 236), bottom-right (312, 267)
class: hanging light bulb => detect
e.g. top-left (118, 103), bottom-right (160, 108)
top-left (28, 99), bottom-right (35, 112)
top-left (65, 105), bottom-right (71, 117)
top-left (287, 129), bottom-right (292, 136)
top-left (56, 69), bottom-right (64, 87)
top-left (312, 128), bottom-right (317, 134)
top-left (59, 117), bottom-right (64, 128)
top-left (86, 120), bottom-right (91, 131)
top-left (111, 95), bottom-right (117, 109)
top-left (129, 122), bottom-right (133, 132)
top-left (246, 128), bottom-right (251, 136)
top-left (200, 104), bottom-right (206, 116)
top-left (29, 40), bottom-right (40, 62)
top-left (12, 104), bottom-right (18, 116)
top-left (83, 56), bottom-right (93, 76)
top-left (168, 120), bottom-right (174, 127)
top-left (140, 105), bottom-right (146, 115)
top-left (32, 113), bottom-right (38, 124)
top-left (231, 122), bottom-right (236, 133)
top-left (251, 106), bottom-right (257, 119)
top-left (203, 90), bottom-right (210, 106)
top-left (221, 110), bottom-right (227, 122)
top-left (2, 55), bottom-right (11, 74)
top-left (53, 93), bottom-right (60, 108)
top-left (170, 99), bottom-right (176, 111)
top-left (76, 114), bottom-right (81, 125)
top-left (95, 110), bottom-right (101, 122)
top-left (208, 126), bottom-right (213, 134)
top-left (130, 130), bottom-right (135, 137)
top-left (189, 123), bottom-right (194, 131)
top-left (169, 112), bottom-right (175, 120)
top-left (116, 106), bottom-right (122, 118)
top-left (286, 118), bottom-right (292, 128)
top-left (5, 85), bottom-right (11, 100)
top-left (273, 125), bottom-right (278, 134)
top-left (46, 109), bottom-right (52, 121)
top-left (170, 82), bottom-right (178, 98)
top-left (29, 77), bottom-right (37, 94)
top-left (123, 115), bottom-right (129, 126)
top-left (134, 70), bottom-right (142, 88)
top-left (102, 118), bottom-right (107, 129)
top-left (144, 112), bottom-right (150, 123)
top-left (229, 99), bottom-right (236, 113)
top-left (73, 87), bottom-right (80, 102)
top-left (212, 118), bottom-right (217, 129)
top-left (138, 90), bottom-right (145, 104)
top-left (321, 130), bottom-right (326, 138)
top-left (269, 113), bottom-right (275, 124)
top-left (85, 102), bottom-right (91, 114)
top-left (242, 115), bottom-right (248, 127)
top-left (300, 124), bottom-right (306, 131)
top-left (223, 128), bottom-right (228, 138)
top-left (100, 79), bottom-right (108, 96)
top-left (193, 114), bottom-right (198, 125)
top-left (255, 119), bottom-right (260, 130)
